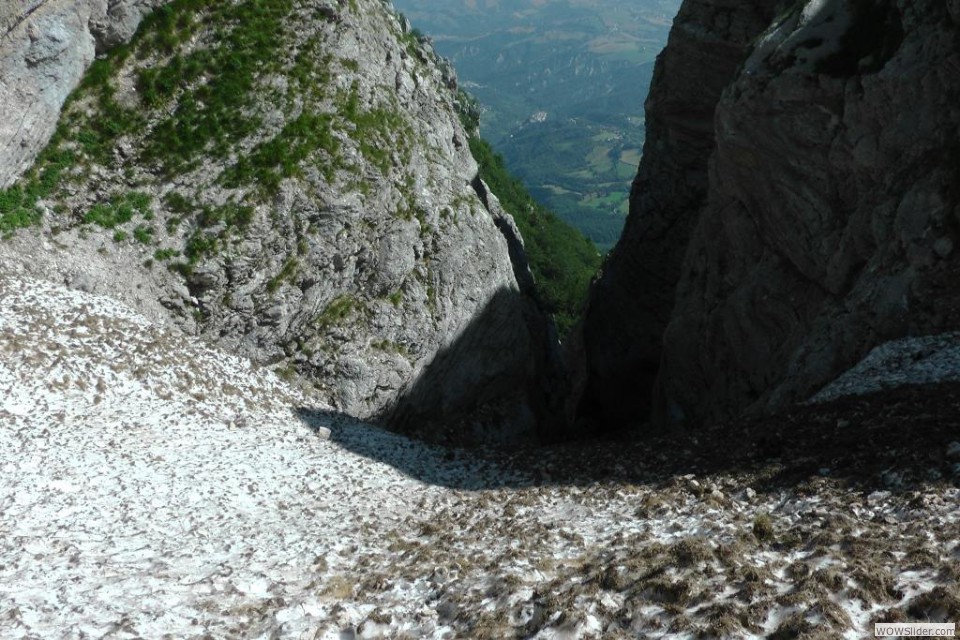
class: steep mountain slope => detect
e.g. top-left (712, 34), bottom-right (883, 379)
top-left (0, 0), bottom-right (169, 188)
top-left (3, 274), bottom-right (959, 638)
top-left (577, 0), bottom-right (777, 430)
top-left (579, 0), bottom-right (960, 429)
top-left (0, 0), bottom-right (563, 441)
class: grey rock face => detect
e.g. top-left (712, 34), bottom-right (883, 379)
top-left (658, 0), bottom-right (960, 425)
top-left (580, 0), bottom-right (960, 429)
top-left (0, 0), bottom-right (168, 188)
top-left (0, 0), bottom-right (560, 442)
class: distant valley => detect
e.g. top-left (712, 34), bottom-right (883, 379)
top-left (392, 0), bottom-right (680, 250)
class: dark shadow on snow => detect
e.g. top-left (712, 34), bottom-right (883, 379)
top-left (295, 406), bottom-right (540, 491)
top-left (297, 380), bottom-right (960, 495)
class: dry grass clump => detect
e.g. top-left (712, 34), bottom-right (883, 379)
top-left (716, 537), bottom-right (751, 567)
top-left (903, 545), bottom-right (940, 569)
top-left (905, 585), bottom-right (960, 621)
top-left (468, 613), bottom-right (512, 640)
top-left (872, 605), bottom-right (909, 624)
top-left (808, 596), bottom-right (852, 627)
top-left (634, 493), bottom-right (669, 518)
top-left (599, 564), bottom-right (630, 591)
top-left (320, 575), bottom-right (354, 599)
top-left (641, 578), bottom-right (693, 606)
top-left (806, 566), bottom-right (842, 593)
top-left (849, 560), bottom-right (900, 603)
top-left (671, 536), bottom-right (714, 567)
top-left (701, 601), bottom-right (750, 638)
top-left (752, 512), bottom-right (775, 542)
top-left (769, 611), bottom-right (813, 639)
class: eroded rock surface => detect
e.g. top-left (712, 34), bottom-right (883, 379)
top-left (0, 0), bottom-right (560, 442)
top-left (577, 0), bottom-right (777, 430)
top-left (659, 0), bottom-right (960, 425)
top-left (580, 0), bottom-right (960, 429)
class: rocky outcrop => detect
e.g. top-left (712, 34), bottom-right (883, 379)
top-left (580, 0), bottom-right (960, 429)
top-left (576, 0), bottom-right (777, 430)
top-left (0, 0), bottom-right (168, 188)
top-left (0, 0), bottom-right (561, 442)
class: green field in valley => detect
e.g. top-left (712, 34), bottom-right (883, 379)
top-left (392, 0), bottom-right (679, 251)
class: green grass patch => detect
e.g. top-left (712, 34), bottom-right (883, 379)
top-left (0, 186), bottom-right (42, 234)
top-left (195, 202), bottom-right (254, 229)
top-left (314, 295), bottom-right (359, 331)
top-left (154, 247), bottom-right (180, 261)
top-left (175, 231), bottom-right (218, 273)
top-left (133, 224), bottom-right (155, 244)
top-left (134, 0), bottom-right (296, 176)
top-left (266, 257), bottom-right (299, 292)
top-left (172, 201), bottom-right (254, 271)
top-left (372, 339), bottom-right (409, 357)
top-left (337, 83), bottom-right (414, 175)
top-left (222, 111), bottom-right (339, 192)
top-left (0, 147), bottom-right (76, 234)
top-left (83, 192), bottom-right (152, 228)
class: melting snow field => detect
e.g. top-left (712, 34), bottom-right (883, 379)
top-left (1, 275), bottom-right (959, 639)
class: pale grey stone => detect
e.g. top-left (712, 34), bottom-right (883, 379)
top-left (66, 271), bottom-right (96, 294)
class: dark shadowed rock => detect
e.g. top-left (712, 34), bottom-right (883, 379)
top-left (658, 0), bottom-right (960, 426)
top-left (579, 0), bottom-right (960, 430)
top-left (575, 0), bottom-right (777, 431)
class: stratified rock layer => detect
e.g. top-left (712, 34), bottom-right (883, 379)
top-left (581, 0), bottom-right (960, 428)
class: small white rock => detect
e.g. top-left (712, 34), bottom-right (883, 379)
top-left (314, 426), bottom-right (331, 440)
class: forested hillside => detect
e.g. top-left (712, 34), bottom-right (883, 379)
top-left (470, 135), bottom-right (601, 336)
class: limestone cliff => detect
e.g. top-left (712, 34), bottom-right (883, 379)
top-left (580, 0), bottom-right (960, 428)
top-left (0, 0), bottom-right (560, 442)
